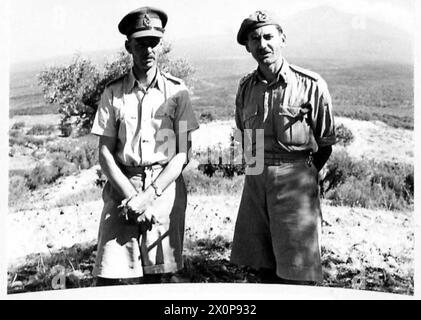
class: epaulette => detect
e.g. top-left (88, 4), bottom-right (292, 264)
top-left (239, 71), bottom-right (255, 87)
top-left (162, 72), bottom-right (183, 85)
top-left (105, 74), bottom-right (125, 87)
top-left (289, 64), bottom-right (320, 82)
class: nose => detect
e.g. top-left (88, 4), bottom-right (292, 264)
top-left (257, 38), bottom-right (267, 49)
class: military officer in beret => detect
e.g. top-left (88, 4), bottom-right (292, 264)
top-left (91, 7), bottom-right (199, 286)
top-left (230, 10), bottom-right (336, 284)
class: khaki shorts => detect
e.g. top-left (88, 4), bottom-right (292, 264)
top-left (230, 160), bottom-right (323, 282)
top-left (93, 165), bottom-right (187, 279)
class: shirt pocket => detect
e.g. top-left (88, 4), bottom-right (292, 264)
top-left (152, 101), bottom-right (176, 134)
top-left (114, 102), bottom-right (134, 144)
top-left (242, 103), bottom-right (260, 130)
top-left (274, 104), bottom-right (312, 146)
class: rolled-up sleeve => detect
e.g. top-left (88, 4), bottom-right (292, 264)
top-left (173, 86), bottom-right (200, 135)
top-left (91, 88), bottom-right (117, 137)
top-left (314, 81), bottom-right (336, 147)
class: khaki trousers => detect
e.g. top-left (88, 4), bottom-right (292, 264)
top-left (93, 165), bottom-right (187, 279)
top-left (231, 160), bottom-right (323, 282)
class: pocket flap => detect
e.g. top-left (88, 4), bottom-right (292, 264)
top-left (278, 104), bottom-right (310, 118)
top-left (243, 104), bottom-right (259, 121)
top-left (155, 102), bottom-right (175, 118)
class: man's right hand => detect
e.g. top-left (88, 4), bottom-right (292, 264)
top-left (119, 194), bottom-right (158, 229)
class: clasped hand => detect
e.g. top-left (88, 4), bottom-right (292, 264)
top-left (118, 190), bottom-right (157, 229)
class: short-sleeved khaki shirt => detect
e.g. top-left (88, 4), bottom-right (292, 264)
top-left (235, 59), bottom-right (336, 154)
top-left (91, 69), bottom-right (199, 166)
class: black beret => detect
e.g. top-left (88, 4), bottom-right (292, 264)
top-left (118, 6), bottom-right (168, 39)
top-left (237, 10), bottom-right (282, 45)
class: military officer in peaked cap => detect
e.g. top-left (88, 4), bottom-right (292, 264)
top-left (230, 10), bottom-right (336, 285)
top-left (91, 7), bottom-right (199, 286)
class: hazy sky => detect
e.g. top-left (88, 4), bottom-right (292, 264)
top-left (8, 0), bottom-right (415, 64)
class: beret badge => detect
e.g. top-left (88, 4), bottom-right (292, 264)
top-left (143, 13), bottom-right (151, 27)
top-left (256, 11), bottom-right (268, 22)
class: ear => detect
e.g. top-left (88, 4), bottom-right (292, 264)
top-left (245, 43), bottom-right (251, 53)
top-left (125, 40), bottom-right (132, 54)
top-left (280, 33), bottom-right (286, 48)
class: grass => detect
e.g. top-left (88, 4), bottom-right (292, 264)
top-left (26, 124), bottom-right (57, 136)
top-left (54, 187), bottom-right (102, 207)
top-left (7, 57), bottom-right (414, 295)
top-left (191, 62), bottom-right (413, 129)
top-left (7, 235), bottom-right (413, 294)
top-left (10, 104), bottom-right (59, 117)
top-left (183, 168), bottom-right (245, 195)
top-left (9, 60), bottom-right (413, 129)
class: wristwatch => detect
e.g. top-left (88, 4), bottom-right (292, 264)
top-left (151, 181), bottom-right (163, 197)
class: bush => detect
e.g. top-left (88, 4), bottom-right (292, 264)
top-left (11, 121), bottom-right (25, 130)
top-left (38, 44), bottom-right (195, 136)
top-left (183, 168), bottom-right (244, 195)
top-left (24, 157), bottom-right (79, 190)
top-left (9, 175), bottom-right (31, 207)
top-left (47, 135), bottom-right (98, 169)
top-left (25, 164), bottom-right (61, 190)
top-left (9, 129), bottom-right (22, 138)
top-left (199, 111), bottom-right (215, 123)
top-left (9, 134), bottom-right (54, 148)
top-left (26, 124), bottom-right (56, 136)
top-left (335, 123), bottom-right (354, 146)
top-left (321, 149), bottom-right (413, 211)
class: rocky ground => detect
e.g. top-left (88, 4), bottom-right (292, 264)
top-left (7, 116), bottom-right (415, 295)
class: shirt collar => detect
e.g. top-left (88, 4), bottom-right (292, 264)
top-left (255, 58), bottom-right (290, 85)
top-left (124, 68), bottom-right (165, 93)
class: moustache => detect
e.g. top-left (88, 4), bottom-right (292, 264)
top-left (257, 50), bottom-right (272, 55)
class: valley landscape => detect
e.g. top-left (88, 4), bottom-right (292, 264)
top-left (7, 5), bottom-right (415, 296)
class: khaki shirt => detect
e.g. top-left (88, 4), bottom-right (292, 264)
top-left (235, 59), bottom-right (336, 154)
top-left (91, 69), bottom-right (199, 166)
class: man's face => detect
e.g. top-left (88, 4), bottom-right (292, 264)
top-left (125, 36), bottom-right (162, 71)
top-left (246, 25), bottom-right (285, 66)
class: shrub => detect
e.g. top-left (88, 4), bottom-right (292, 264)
top-left (335, 123), bottom-right (354, 146)
top-left (183, 168), bottom-right (244, 195)
top-left (25, 164), bottom-right (60, 190)
top-left (26, 124), bottom-right (56, 136)
top-left (320, 150), bottom-right (370, 194)
top-left (9, 175), bottom-right (31, 207)
top-left (9, 134), bottom-right (54, 148)
top-left (9, 129), bottom-right (22, 138)
top-left (95, 168), bottom-right (107, 188)
top-left (11, 121), bottom-right (25, 130)
top-left (321, 149), bottom-right (414, 211)
top-left (47, 135), bottom-right (98, 169)
top-left (38, 44), bottom-right (195, 136)
top-left (199, 111), bottom-right (215, 123)
top-left (370, 161), bottom-right (414, 204)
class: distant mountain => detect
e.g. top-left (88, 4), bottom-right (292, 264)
top-left (171, 5), bottom-right (413, 65)
top-left (283, 5), bottom-right (413, 64)
top-left (10, 5), bottom-right (413, 76)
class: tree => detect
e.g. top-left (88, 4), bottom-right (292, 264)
top-left (38, 42), bottom-right (195, 136)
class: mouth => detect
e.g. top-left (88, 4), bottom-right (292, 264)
top-left (142, 56), bottom-right (155, 63)
top-left (258, 52), bottom-right (272, 59)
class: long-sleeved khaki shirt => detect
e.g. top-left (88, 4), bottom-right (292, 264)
top-left (235, 59), bottom-right (336, 155)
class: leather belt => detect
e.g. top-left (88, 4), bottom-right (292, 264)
top-left (264, 151), bottom-right (311, 165)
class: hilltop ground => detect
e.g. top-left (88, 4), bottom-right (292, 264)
top-left (7, 116), bottom-right (414, 295)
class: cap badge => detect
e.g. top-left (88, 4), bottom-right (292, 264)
top-left (143, 13), bottom-right (151, 27)
top-left (256, 11), bottom-right (268, 22)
